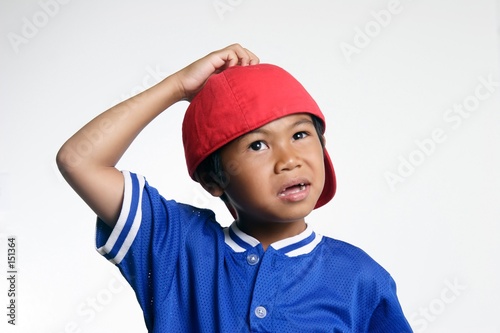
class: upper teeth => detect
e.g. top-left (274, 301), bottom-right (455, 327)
top-left (278, 183), bottom-right (307, 196)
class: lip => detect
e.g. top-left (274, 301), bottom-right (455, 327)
top-left (277, 178), bottom-right (311, 202)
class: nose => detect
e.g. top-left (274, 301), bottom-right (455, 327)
top-left (274, 143), bottom-right (301, 174)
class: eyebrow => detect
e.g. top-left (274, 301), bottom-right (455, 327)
top-left (291, 118), bottom-right (314, 128)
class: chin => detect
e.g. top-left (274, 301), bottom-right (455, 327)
top-left (270, 206), bottom-right (315, 223)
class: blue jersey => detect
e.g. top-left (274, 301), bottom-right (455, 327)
top-left (96, 171), bottom-right (412, 332)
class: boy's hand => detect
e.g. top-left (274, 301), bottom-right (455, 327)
top-left (173, 43), bottom-right (259, 101)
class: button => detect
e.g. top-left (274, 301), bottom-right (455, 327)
top-left (246, 253), bottom-right (259, 265)
top-left (254, 306), bottom-right (267, 318)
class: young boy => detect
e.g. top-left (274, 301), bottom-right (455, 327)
top-left (57, 44), bottom-right (412, 332)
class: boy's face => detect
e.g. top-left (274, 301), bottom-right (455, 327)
top-left (219, 113), bottom-right (325, 225)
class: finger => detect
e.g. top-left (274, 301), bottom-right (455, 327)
top-left (207, 50), bottom-right (237, 73)
top-left (244, 48), bottom-right (260, 65)
top-left (230, 44), bottom-right (256, 66)
top-left (212, 44), bottom-right (259, 71)
top-left (225, 50), bottom-right (241, 67)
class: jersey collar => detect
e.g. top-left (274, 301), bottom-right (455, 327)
top-left (223, 222), bottom-right (323, 257)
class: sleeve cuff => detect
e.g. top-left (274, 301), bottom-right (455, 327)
top-left (96, 170), bottom-right (146, 264)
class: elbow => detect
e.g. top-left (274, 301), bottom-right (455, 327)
top-left (55, 144), bottom-right (81, 177)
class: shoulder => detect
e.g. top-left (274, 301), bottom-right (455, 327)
top-left (310, 236), bottom-right (412, 330)
top-left (125, 171), bottom-right (217, 223)
top-left (312, 236), bottom-right (401, 309)
top-left (316, 236), bottom-right (391, 281)
top-left (97, 170), bottom-right (222, 255)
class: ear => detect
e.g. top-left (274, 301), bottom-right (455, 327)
top-left (195, 171), bottom-right (225, 197)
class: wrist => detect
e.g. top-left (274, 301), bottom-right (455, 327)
top-left (166, 72), bottom-right (188, 102)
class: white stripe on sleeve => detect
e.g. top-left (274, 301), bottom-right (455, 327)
top-left (97, 171), bottom-right (145, 264)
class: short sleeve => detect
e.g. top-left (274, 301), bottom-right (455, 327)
top-left (94, 170), bottom-right (211, 330)
top-left (367, 274), bottom-right (413, 332)
top-left (96, 171), bottom-right (147, 264)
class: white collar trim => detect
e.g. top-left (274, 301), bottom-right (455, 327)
top-left (224, 222), bottom-right (322, 257)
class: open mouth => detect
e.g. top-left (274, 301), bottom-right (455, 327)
top-left (278, 183), bottom-right (308, 197)
top-left (277, 179), bottom-right (311, 202)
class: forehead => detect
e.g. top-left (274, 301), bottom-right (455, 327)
top-left (240, 113), bottom-right (314, 137)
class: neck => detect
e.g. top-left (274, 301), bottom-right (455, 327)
top-left (236, 218), bottom-right (306, 251)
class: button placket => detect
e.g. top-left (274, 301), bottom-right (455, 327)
top-left (248, 249), bottom-right (288, 332)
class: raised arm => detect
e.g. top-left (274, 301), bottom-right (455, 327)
top-left (56, 44), bottom-right (259, 227)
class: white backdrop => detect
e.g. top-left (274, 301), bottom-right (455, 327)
top-left (1, 0), bottom-right (499, 332)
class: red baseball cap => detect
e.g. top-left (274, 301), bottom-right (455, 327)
top-left (182, 64), bottom-right (336, 210)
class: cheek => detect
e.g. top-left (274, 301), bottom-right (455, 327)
top-left (302, 144), bottom-right (324, 165)
top-left (304, 146), bottom-right (326, 187)
top-left (224, 160), bottom-right (273, 197)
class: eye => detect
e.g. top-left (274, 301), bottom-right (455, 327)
top-left (293, 131), bottom-right (309, 140)
top-left (249, 140), bottom-right (268, 151)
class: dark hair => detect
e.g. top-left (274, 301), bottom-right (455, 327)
top-left (195, 115), bottom-right (325, 203)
